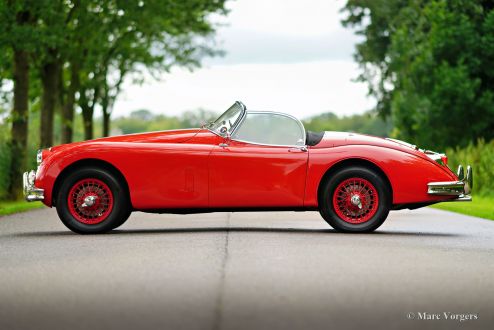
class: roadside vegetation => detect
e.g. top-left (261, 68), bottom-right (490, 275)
top-left (341, 0), bottom-right (494, 220)
top-left (431, 140), bottom-right (494, 221)
top-left (0, 200), bottom-right (43, 217)
top-left (432, 195), bottom-right (494, 221)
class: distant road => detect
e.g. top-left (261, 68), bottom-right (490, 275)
top-left (1, 207), bottom-right (493, 330)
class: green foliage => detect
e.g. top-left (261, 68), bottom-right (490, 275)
top-left (303, 111), bottom-right (392, 137)
top-left (431, 194), bottom-right (494, 221)
top-left (445, 139), bottom-right (494, 196)
top-left (0, 200), bottom-right (43, 216)
top-left (342, 0), bottom-right (494, 150)
top-left (0, 127), bottom-right (10, 200)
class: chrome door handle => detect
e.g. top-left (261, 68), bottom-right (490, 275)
top-left (288, 146), bottom-right (308, 152)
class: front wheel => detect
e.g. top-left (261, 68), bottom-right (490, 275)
top-left (56, 167), bottom-right (130, 234)
top-left (319, 166), bottom-right (391, 233)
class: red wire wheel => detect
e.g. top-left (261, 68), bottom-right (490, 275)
top-left (67, 178), bottom-right (114, 225)
top-left (332, 177), bottom-right (379, 224)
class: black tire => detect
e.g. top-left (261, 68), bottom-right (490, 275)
top-left (111, 209), bottom-right (132, 230)
top-left (56, 166), bottom-right (130, 234)
top-left (319, 166), bottom-right (391, 233)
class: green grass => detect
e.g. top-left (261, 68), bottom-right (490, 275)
top-left (0, 200), bottom-right (44, 216)
top-left (431, 195), bottom-right (494, 221)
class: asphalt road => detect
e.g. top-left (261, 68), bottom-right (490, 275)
top-left (0, 207), bottom-right (493, 330)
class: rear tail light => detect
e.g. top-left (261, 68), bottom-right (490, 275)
top-left (424, 150), bottom-right (448, 166)
top-left (441, 155), bottom-right (448, 166)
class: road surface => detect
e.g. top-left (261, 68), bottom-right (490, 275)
top-left (0, 207), bottom-right (493, 330)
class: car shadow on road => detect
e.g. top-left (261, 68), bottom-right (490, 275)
top-left (13, 227), bottom-right (461, 238)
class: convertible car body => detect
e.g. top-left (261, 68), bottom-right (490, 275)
top-left (23, 101), bottom-right (473, 234)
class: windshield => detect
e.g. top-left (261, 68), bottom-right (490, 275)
top-left (207, 102), bottom-right (245, 135)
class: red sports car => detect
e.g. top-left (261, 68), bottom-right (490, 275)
top-left (23, 101), bottom-right (472, 234)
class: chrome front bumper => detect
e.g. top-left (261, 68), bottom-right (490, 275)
top-left (427, 165), bottom-right (473, 202)
top-left (23, 170), bottom-right (44, 202)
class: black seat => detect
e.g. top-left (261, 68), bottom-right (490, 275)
top-left (306, 131), bottom-right (324, 146)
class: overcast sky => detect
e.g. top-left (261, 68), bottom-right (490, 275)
top-left (112, 0), bottom-right (375, 119)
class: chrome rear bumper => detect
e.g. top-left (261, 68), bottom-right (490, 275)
top-left (23, 170), bottom-right (44, 202)
top-left (427, 165), bottom-right (473, 202)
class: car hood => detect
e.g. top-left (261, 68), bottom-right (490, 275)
top-left (92, 128), bottom-right (201, 143)
top-left (49, 128), bottom-right (201, 153)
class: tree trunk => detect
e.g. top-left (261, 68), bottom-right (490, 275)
top-left (101, 84), bottom-right (111, 137)
top-left (79, 85), bottom-right (99, 141)
top-left (62, 61), bottom-right (80, 143)
top-left (102, 110), bottom-right (111, 136)
top-left (8, 49), bottom-right (29, 199)
top-left (81, 104), bottom-right (93, 140)
top-left (40, 54), bottom-right (59, 148)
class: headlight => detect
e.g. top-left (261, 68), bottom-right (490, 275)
top-left (36, 149), bottom-right (43, 165)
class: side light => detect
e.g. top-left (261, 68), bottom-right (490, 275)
top-left (36, 149), bottom-right (43, 165)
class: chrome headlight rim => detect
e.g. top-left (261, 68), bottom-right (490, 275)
top-left (27, 170), bottom-right (36, 186)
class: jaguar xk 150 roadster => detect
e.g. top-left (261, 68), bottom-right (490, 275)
top-left (24, 101), bottom-right (472, 234)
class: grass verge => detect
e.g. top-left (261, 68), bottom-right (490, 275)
top-left (0, 200), bottom-right (44, 216)
top-left (431, 195), bottom-right (494, 221)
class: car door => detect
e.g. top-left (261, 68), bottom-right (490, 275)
top-left (209, 112), bottom-right (309, 208)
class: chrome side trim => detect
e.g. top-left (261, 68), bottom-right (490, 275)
top-left (386, 138), bottom-right (418, 150)
top-left (23, 170), bottom-right (44, 202)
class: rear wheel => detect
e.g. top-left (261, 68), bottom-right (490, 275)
top-left (319, 166), bottom-right (391, 232)
top-left (111, 209), bottom-right (132, 230)
top-left (56, 167), bottom-right (130, 234)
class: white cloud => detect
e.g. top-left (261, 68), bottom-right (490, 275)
top-left (218, 0), bottom-right (347, 37)
top-left (113, 60), bottom-right (374, 119)
top-left (112, 0), bottom-right (374, 119)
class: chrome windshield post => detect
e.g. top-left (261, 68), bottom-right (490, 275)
top-left (219, 132), bottom-right (231, 148)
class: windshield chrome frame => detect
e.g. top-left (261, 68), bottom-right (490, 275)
top-left (206, 101), bottom-right (247, 138)
top-left (230, 110), bottom-right (307, 148)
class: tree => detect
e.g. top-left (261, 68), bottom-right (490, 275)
top-left (72, 0), bottom-right (228, 140)
top-left (341, 0), bottom-right (494, 150)
top-left (0, 1), bottom-right (39, 199)
top-left (341, 0), bottom-right (408, 118)
top-left (34, 1), bottom-right (61, 148)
